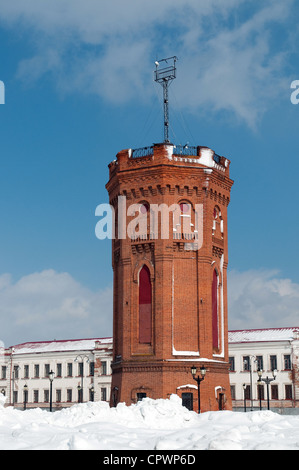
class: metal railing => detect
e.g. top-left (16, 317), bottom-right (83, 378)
top-left (130, 145), bottom-right (222, 163)
top-left (173, 145), bottom-right (198, 156)
top-left (131, 146), bottom-right (154, 158)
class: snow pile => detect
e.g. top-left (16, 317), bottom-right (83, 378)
top-left (0, 393), bottom-right (299, 450)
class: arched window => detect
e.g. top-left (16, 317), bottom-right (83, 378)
top-left (212, 269), bottom-right (219, 350)
top-left (139, 265), bottom-right (152, 344)
top-left (173, 201), bottom-right (195, 240)
top-left (212, 205), bottom-right (223, 239)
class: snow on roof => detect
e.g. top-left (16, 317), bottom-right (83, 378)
top-left (8, 327), bottom-right (299, 354)
top-left (228, 327), bottom-right (299, 344)
top-left (11, 337), bottom-right (113, 355)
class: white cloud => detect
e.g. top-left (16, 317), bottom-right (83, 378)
top-left (0, 0), bottom-right (294, 127)
top-left (228, 269), bottom-right (299, 330)
top-left (0, 270), bottom-right (112, 347)
top-left (174, 2), bottom-right (292, 129)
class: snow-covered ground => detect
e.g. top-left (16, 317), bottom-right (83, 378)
top-left (1, 393), bottom-right (299, 450)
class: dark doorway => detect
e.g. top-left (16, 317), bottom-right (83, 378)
top-left (182, 392), bottom-right (193, 411)
top-left (219, 393), bottom-right (224, 410)
top-left (137, 392), bottom-right (147, 402)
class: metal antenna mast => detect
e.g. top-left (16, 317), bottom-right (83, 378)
top-left (154, 56), bottom-right (178, 143)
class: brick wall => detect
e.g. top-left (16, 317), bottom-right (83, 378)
top-left (106, 143), bottom-right (233, 411)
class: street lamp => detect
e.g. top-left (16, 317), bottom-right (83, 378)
top-left (49, 370), bottom-right (55, 412)
top-left (23, 384), bottom-right (28, 411)
top-left (191, 365), bottom-right (206, 414)
top-left (257, 381), bottom-right (263, 410)
top-left (77, 385), bottom-right (82, 403)
top-left (242, 383), bottom-right (247, 412)
top-left (257, 368), bottom-right (277, 410)
top-left (75, 354), bottom-right (90, 403)
top-left (244, 356), bottom-right (256, 411)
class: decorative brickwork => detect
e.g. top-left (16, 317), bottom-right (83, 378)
top-left (106, 143), bottom-right (234, 412)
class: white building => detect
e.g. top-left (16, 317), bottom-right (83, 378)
top-left (229, 327), bottom-right (299, 413)
top-left (0, 337), bottom-right (113, 410)
top-left (1, 327), bottom-right (298, 413)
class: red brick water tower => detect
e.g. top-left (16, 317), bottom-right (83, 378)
top-left (106, 58), bottom-right (234, 412)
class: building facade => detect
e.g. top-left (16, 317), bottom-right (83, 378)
top-left (1, 328), bottom-right (298, 412)
top-left (229, 328), bottom-right (299, 412)
top-left (0, 338), bottom-right (112, 410)
top-left (106, 143), bottom-right (234, 412)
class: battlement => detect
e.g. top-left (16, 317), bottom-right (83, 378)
top-left (108, 143), bottom-right (230, 178)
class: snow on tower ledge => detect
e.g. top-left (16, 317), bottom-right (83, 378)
top-left (108, 143), bottom-right (231, 178)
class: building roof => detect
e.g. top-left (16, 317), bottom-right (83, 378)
top-left (6, 328), bottom-right (299, 354)
top-left (10, 337), bottom-right (113, 355)
top-left (228, 327), bottom-right (299, 344)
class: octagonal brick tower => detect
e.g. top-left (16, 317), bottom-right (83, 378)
top-left (106, 142), bottom-right (234, 412)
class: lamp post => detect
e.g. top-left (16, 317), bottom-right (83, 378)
top-left (77, 385), bottom-right (82, 403)
top-left (244, 356), bottom-right (256, 411)
top-left (257, 382), bottom-right (263, 410)
top-left (75, 354), bottom-right (90, 403)
top-left (23, 384), bottom-right (28, 411)
top-left (49, 370), bottom-right (55, 412)
top-left (242, 383), bottom-right (247, 412)
top-left (257, 369), bottom-right (277, 410)
top-left (191, 365), bottom-right (206, 414)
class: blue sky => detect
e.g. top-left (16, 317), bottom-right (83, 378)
top-left (0, 0), bottom-right (298, 346)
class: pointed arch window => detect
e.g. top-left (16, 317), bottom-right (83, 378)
top-left (212, 269), bottom-right (219, 350)
top-left (212, 205), bottom-right (223, 238)
top-left (173, 201), bottom-right (196, 240)
top-left (139, 265), bottom-right (152, 344)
